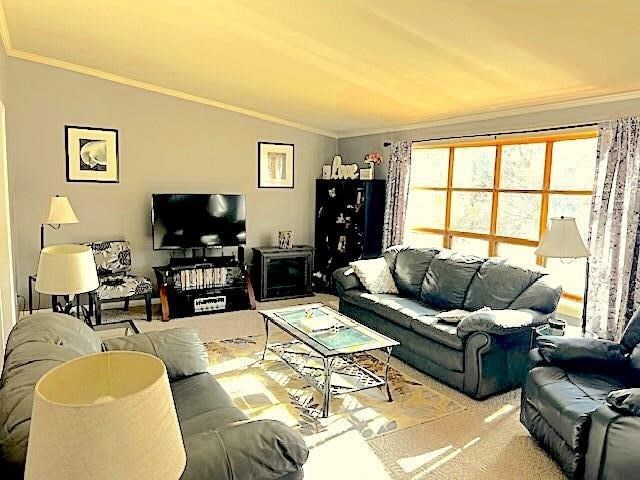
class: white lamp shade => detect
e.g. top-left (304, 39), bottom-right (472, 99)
top-left (35, 244), bottom-right (99, 294)
top-left (534, 217), bottom-right (590, 258)
top-left (25, 351), bottom-right (186, 480)
top-left (45, 196), bottom-right (78, 224)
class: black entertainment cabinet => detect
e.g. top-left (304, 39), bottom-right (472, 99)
top-left (153, 254), bottom-right (255, 321)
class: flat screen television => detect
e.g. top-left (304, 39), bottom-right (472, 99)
top-left (152, 194), bottom-right (246, 250)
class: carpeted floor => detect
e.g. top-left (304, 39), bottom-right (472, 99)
top-left (100, 294), bottom-right (565, 480)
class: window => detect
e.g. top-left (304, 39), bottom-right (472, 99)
top-left (405, 132), bottom-right (598, 300)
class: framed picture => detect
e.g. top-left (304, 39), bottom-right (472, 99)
top-left (65, 126), bottom-right (119, 183)
top-left (258, 142), bottom-right (294, 188)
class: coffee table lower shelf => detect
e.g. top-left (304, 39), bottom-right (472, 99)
top-left (266, 340), bottom-right (394, 418)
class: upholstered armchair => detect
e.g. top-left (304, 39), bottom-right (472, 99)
top-left (85, 240), bottom-right (152, 324)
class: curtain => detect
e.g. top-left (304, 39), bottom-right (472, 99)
top-left (586, 117), bottom-right (640, 340)
top-left (382, 140), bottom-right (412, 250)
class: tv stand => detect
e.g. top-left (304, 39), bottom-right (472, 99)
top-left (153, 256), bottom-right (255, 321)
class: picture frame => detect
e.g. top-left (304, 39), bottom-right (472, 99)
top-left (258, 142), bottom-right (294, 188)
top-left (65, 125), bottom-right (119, 183)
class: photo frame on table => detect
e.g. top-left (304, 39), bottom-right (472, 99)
top-left (65, 125), bottom-right (119, 183)
top-left (258, 142), bottom-right (294, 188)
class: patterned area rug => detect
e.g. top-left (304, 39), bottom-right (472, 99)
top-left (204, 331), bottom-right (465, 446)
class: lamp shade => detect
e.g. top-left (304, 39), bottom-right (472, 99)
top-left (35, 244), bottom-right (99, 295)
top-left (534, 217), bottom-right (590, 258)
top-left (25, 351), bottom-right (186, 480)
top-left (45, 196), bottom-right (78, 224)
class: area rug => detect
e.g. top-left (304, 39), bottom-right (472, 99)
top-left (204, 332), bottom-right (465, 448)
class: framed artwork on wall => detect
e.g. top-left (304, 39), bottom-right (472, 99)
top-left (258, 142), bottom-right (294, 188)
top-left (65, 126), bottom-right (119, 183)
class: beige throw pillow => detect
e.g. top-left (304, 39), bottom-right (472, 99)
top-left (349, 258), bottom-right (398, 294)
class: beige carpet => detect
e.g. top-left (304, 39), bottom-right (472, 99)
top-left (100, 294), bottom-right (565, 480)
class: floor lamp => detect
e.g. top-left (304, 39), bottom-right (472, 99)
top-left (41, 195), bottom-right (78, 250)
top-left (534, 216), bottom-right (590, 333)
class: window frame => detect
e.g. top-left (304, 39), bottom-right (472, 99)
top-left (407, 131), bottom-right (597, 301)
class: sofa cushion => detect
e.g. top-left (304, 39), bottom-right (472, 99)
top-left (171, 373), bottom-right (247, 437)
top-left (410, 317), bottom-right (463, 350)
top-left (393, 247), bottom-right (439, 299)
top-left (420, 251), bottom-right (485, 309)
top-left (463, 258), bottom-right (545, 310)
top-left (525, 367), bottom-right (632, 450)
top-left (342, 291), bottom-right (440, 329)
top-left (508, 275), bottom-right (562, 314)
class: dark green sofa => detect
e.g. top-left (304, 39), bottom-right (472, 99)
top-left (0, 313), bottom-right (308, 479)
top-left (333, 246), bottom-right (562, 399)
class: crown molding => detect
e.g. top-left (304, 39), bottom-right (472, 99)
top-left (2, 1), bottom-right (640, 142)
top-left (0, 3), bottom-right (338, 139)
top-left (337, 90), bottom-right (640, 139)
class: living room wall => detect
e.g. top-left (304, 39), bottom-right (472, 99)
top-left (6, 58), bottom-right (337, 303)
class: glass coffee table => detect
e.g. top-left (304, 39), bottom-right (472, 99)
top-left (259, 303), bottom-right (399, 417)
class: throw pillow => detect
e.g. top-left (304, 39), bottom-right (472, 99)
top-left (349, 258), bottom-right (398, 294)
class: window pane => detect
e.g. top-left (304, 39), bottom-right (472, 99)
top-left (497, 243), bottom-right (538, 266)
top-left (450, 192), bottom-right (492, 233)
top-left (496, 193), bottom-right (541, 240)
top-left (546, 258), bottom-right (587, 297)
top-left (500, 143), bottom-right (546, 189)
top-left (404, 231), bottom-right (444, 248)
top-left (450, 236), bottom-right (489, 256)
top-left (452, 146), bottom-right (496, 188)
top-left (410, 147), bottom-right (449, 187)
top-left (550, 137), bottom-right (598, 190)
top-left (406, 190), bottom-right (447, 229)
top-left (548, 194), bottom-right (591, 240)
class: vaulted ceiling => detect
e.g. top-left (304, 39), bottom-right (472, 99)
top-left (1, 0), bottom-right (639, 137)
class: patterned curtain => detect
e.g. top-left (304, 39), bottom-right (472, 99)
top-left (586, 117), bottom-right (640, 340)
top-left (382, 141), bottom-right (412, 250)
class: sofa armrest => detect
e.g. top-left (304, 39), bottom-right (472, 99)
top-left (332, 267), bottom-right (363, 296)
top-left (585, 402), bottom-right (640, 479)
top-left (528, 348), bottom-right (547, 370)
top-left (535, 336), bottom-right (628, 370)
top-left (181, 419), bottom-right (308, 480)
top-left (102, 328), bottom-right (209, 381)
top-left (457, 309), bottom-right (538, 339)
top-left (607, 389), bottom-right (640, 416)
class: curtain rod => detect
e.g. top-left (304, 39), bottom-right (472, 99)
top-left (382, 121), bottom-right (599, 147)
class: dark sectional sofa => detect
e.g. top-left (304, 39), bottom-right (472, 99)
top-left (521, 309), bottom-right (640, 479)
top-left (333, 246), bottom-right (562, 399)
top-left (0, 313), bottom-right (308, 479)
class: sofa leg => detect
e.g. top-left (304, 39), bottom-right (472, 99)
top-left (123, 298), bottom-right (129, 311)
top-left (145, 294), bottom-right (152, 322)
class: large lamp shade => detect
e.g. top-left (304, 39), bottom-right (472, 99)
top-left (45, 196), bottom-right (78, 224)
top-left (534, 217), bottom-right (589, 259)
top-left (35, 244), bottom-right (99, 295)
top-left (25, 351), bottom-right (186, 480)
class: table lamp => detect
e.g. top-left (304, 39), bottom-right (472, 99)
top-left (35, 244), bottom-right (99, 314)
top-left (25, 351), bottom-right (186, 480)
top-left (41, 195), bottom-right (78, 250)
top-left (534, 216), bottom-right (590, 333)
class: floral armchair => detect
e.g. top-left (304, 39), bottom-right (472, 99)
top-left (84, 240), bottom-right (152, 324)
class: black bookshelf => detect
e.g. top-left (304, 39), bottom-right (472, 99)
top-left (314, 179), bottom-right (385, 291)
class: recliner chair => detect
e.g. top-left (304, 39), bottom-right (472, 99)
top-left (521, 309), bottom-right (640, 479)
